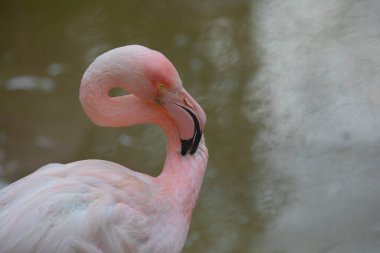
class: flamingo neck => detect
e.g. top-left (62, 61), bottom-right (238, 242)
top-left (80, 75), bottom-right (208, 213)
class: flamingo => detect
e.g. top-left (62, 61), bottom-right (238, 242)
top-left (0, 45), bottom-right (208, 253)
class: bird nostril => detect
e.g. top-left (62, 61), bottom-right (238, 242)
top-left (183, 98), bottom-right (192, 107)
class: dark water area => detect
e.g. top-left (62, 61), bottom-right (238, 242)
top-left (1, 1), bottom-right (380, 252)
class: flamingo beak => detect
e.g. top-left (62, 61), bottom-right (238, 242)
top-left (161, 88), bottom-right (206, 155)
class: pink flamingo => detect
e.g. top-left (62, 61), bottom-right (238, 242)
top-left (0, 45), bottom-right (208, 253)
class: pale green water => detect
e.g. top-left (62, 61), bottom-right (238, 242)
top-left (2, 1), bottom-right (380, 253)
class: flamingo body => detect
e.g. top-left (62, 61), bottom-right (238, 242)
top-left (0, 45), bottom-right (208, 253)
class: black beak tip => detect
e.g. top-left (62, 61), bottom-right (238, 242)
top-left (180, 131), bottom-right (202, 156)
top-left (181, 139), bottom-right (193, 156)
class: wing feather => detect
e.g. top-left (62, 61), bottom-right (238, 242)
top-left (0, 161), bottom-right (155, 253)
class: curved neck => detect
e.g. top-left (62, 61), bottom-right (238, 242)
top-left (80, 75), bottom-right (208, 217)
top-left (80, 74), bottom-right (208, 182)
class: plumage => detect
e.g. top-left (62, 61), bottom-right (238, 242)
top-left (0, 45), bottom-right (208, 253)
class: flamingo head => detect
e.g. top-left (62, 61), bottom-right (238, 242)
top-left (115, 45), bottom-right (206, 155)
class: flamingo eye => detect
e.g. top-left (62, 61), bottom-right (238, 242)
top-left (157, 83), bottom-right (166, 90)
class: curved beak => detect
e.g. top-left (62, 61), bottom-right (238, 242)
top-left (161, 88), bottom-right (206, 155)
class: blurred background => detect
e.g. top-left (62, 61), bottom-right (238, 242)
top-left (1, 0), bottom-right (380, 252)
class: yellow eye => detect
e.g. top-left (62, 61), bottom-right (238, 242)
top-left (157, 83), bottom-right (166, 90)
